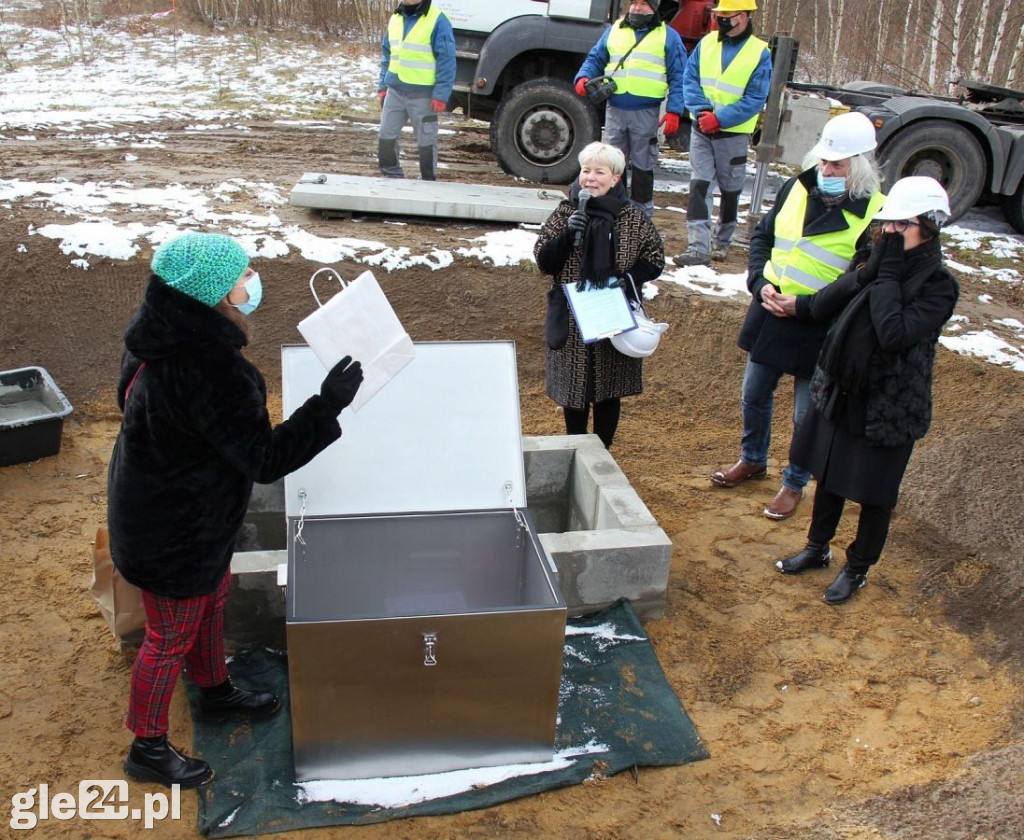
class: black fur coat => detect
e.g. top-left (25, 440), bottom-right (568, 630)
top-left (107, 276), bottom-right (342, 598)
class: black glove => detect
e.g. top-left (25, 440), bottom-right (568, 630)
top-left (319, 355), bottom-right (363, 412)
top-left (566, 210), bottom-right (588, 236)
top-left (858, 232), bottom-right (904, 286)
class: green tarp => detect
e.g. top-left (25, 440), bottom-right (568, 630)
top-left (194, 600), bottom-right (708, 836)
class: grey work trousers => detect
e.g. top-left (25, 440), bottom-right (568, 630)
top-left (604, 105), bottom-right (660, 218)
top-left (686, 129), bottom-right (750, 254)
top-left (378, 87), bottom-right (439, 180)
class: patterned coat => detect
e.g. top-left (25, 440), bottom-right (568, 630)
top-left (534, 199), bottom-right (665, 408)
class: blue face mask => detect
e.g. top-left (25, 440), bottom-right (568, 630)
top-left (816, 169), bottom-right (847, 196)
top-left (232, 272), bottom-right (262, 316)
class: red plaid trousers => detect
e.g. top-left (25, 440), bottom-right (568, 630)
top-left (126, 571), bottom-right (231, 737)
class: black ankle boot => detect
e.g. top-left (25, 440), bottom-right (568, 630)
top-left (124, 735), bottom-right (213, 789)
top-left (823, 565), bottom-right (868, 604)
top-left (776, 543), bottom-right (831, 575)
top-left (198, 681), bottom-right (281, 722)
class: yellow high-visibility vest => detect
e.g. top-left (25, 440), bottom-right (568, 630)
top-left (606, 22), bottom-right (669, 100)
top-left (387, 6), bottom-right (441, 86)
top-left (764, 180), bottom-right (885, 295)
top-left (696, 31), bottom-right (769, 133)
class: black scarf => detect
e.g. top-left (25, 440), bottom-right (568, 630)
top-left (819, 236), bottom-right (943, 394)
top-left (569, 180), bottom-right (629, 290)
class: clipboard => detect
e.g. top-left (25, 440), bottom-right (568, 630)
top-left (564, 281), bottom-right (638, 343)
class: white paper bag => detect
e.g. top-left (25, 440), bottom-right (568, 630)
top-left (297, 268), bottom-right (415, 412)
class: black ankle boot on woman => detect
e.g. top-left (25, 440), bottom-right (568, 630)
top-left (775, 542), bottom-right (832, 574)
top-left (823, 564), bottom-right (868, 604)
top-left (198, 680), bottom-right (281, 722)
top-left (124, 735), bottom-right (214, 789)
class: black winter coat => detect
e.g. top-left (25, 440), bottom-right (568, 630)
top-left (738, 168), bottom-right (877, 378)
top-left (107, 277), bottom-right (343, 598)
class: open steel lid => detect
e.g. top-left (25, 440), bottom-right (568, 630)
top-left (281, 341), bottom-right (527, 518)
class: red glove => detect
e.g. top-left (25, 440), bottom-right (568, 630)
top-left (377, 89), bottom-right (387, 108)
top-left (575, 77), bottom-right (590, 97)
top-left (697, 110), bottom-right (721, 134)
top-left (430, 98), bottom-right (446, 113)
top-left (659, 112), bottom-right (680, 136)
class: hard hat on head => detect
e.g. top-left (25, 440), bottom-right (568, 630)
top-left (874, 176), bottom-right (951, 224)
top-left (810, 111), bottom-right (877, 161)
top-left (711, 0), bottom-right (758, 12)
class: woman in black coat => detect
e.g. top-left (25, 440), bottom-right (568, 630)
top-left (108, 232), bottom-right (363, 787)
top-left (763, 177), bottom-right (959, 604)
top-left (534, 141), bottom-right (665, 448)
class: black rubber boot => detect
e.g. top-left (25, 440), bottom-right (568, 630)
top-left (124, 735), bottom-right (214, 789)
top-left (198, 681), bottom-right (281, 722)
top-left (417, 144), bottom-right (437, 180)
top-left (378, 137), bottom-right (402, 177)
top-left (823, 564), bottom-right (868, 605)
top-left (776, 543), bottom-right (832, 575)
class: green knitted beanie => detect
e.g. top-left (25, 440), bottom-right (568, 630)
top-left (151, 232), bottom-right (250, 307)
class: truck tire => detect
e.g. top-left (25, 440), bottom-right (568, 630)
top-left (1002, 186), bottom-right (1024, 234)
top-left (877, 120), bottom-right (985, 221)
top-left (490, 78), bottom-right (601, 184)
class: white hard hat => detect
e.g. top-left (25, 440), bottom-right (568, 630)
top-left (810, 111), bottom-right (877, 161)
top-left (610, 308), bottom-right (669, 358)
top-left (874, 176), bottom-right (951, 224)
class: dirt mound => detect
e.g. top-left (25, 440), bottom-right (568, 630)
top-left (0, 117), bottom-right (1021, 838)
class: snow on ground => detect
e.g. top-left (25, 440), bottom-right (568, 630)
top-left (1, 9), bottom-right (1022, 372)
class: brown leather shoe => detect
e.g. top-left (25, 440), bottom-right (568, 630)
top-left (711, 460), bottom-right (767, 488)
top-left (764, 486), bottom-right (802, 520)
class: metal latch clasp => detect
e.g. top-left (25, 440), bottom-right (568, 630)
top-left (422, 632), bottom-right (438, 667)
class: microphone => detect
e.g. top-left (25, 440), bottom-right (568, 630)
top-left (574, 188), bottom-right (592, 246)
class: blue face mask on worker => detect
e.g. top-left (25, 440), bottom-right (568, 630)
top-left (232, 272), bottom-right (263, 316)
top-left (628, 12), bottom-right (656, 29)
top-left (816, 169), bottom-right (848, 196)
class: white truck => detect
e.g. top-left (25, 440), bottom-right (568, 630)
top-left (442, 0), bottom-right (617, 185)
top-left (440, 0), bottom-right (1024, 230)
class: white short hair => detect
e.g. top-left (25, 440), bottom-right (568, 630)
top-left (578, 141), bottom-right (626, 175)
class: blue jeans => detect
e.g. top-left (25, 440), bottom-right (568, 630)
top-left (740, 357), bottom-right (812, 492)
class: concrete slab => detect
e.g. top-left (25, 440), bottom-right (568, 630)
top-left (289, 173), bottom-right (566, 224)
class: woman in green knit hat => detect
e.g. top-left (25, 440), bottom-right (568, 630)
top-left (108, 231), bottom-right (364, 789)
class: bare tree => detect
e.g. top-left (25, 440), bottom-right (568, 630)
top-left (984, 0), bottom-right (1014, 79)
top-left (969, 0), bottom-right (991, 78)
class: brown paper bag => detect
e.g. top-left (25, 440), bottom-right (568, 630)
top-left (90, 526), bottom-right (147, 636)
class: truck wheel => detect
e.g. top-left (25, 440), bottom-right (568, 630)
top-left (877, 120), bottom-right (985, 221)
top-left (490, 78), bottom-right (601, 184)
top-left (1002, 186), bottom-right (1024, 234)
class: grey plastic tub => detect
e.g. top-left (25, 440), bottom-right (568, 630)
top-left (0, 367), bottom-right (73, 467)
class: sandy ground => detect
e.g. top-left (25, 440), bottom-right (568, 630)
top-left (0, 116), bottom-right (1022, 839)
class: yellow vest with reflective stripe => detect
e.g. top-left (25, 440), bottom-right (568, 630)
top-left (697, 32), bottom-right (769, 133)
top-left (607, 23), bottom-right (669, 100)
top-left (387, 6), bottom-right (441, 86)
top-left (764, 181), bottom-right (885, 295)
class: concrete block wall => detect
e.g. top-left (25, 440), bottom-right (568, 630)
top-left (219, 434), bottom-right (672, 650)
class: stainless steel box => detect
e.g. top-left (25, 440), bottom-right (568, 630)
top-left (281, 342), bottom-right (566, 781)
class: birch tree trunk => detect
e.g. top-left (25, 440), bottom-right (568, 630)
top-left (984, 0), bottom-right (1013, 79)
top-left (830, 0), bottom-right (845, 84)
top-left (1007, 21), bottom-right (1024, 87)
top-left (947, 0), bottom-right (966, 88)
top-left (927, 0), bottom-right (945, 90)
top-left (969, 0), bottom-right (991, 79)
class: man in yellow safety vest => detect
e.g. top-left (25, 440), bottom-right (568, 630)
top-left (377, 0), bottom-right (456, 180)
top-left (710, 112), bottom-right (885, 521)
top-left (676, 0), bottom-right (771, 265)
top-left (575, 0), bottom-right (687, 218)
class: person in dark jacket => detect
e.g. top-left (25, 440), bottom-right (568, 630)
top-left (108, 232), bottom-right (363, 788)
top-left (710, 112), bottom-right (884, 521)
top-left (535, 141), bottom-right (665, 448)
top-left (768, 177), bottom-right (959, 604)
